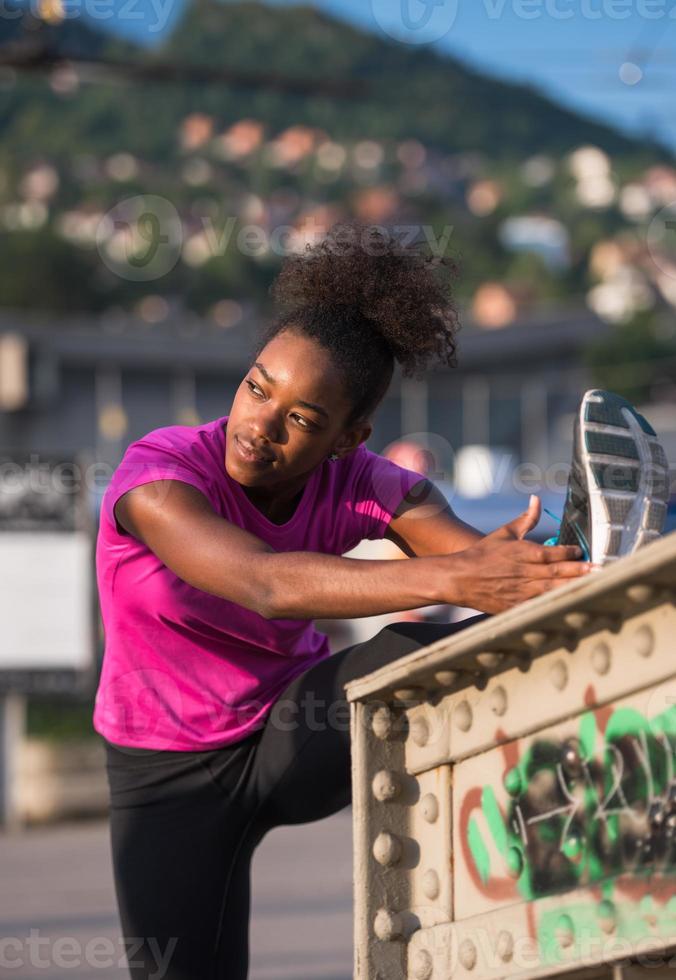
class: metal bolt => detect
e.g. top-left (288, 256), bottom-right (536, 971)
top-left (410, 949), bottom-right (433, 980)
top-left (421, 793), bottom-right (439, 823)
top-left (549, 660), bottom-right (568, 691)
top-left (393, 686), bottom-right (426, 704)
top-left (626, 584), bottom-right (655, 603)
top-left (455, 700), bottom-right (473, 732)
top-left (476, 651), bottom-right (503, 668)
top-left (422, 868), bottom-right (440, 900)
top-left (434, 670), bottom-right (459, 687)
top-left (372, 769), bottom-right (400, 803)
top-left (591, 641), bottom-right (611, 675)
top-left (459, 938), bottom-right (477, 970)
top-left (489, 685), bottom-right (508, 716)
top-left (373, 908), bottom-right (403, 942)
top-left (371, 706), bottom-right (393, 740)
top-left (523, 630), bottom-right (549, 652)
top-left (373, 832), bottom-right (402, 867)
top-left (634, 624), bottom-right (655, 658)
top-left (564, 611), bottom-right (591, 631)
top-left (410, 716), bottom-right (430, 747)
top-left (496, 930), bottom-right (514, 962)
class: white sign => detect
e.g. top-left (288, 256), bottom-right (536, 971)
top-left (0, 532), bottom-right (93, 670)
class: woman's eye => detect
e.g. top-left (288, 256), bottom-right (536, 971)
top-left (246, 380), bottom-right (263, 397)
top-left (293, 415), bottom-right (309, 429)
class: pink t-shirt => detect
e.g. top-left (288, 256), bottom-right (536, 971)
top-left (93, 414), bottom-right (424, 751)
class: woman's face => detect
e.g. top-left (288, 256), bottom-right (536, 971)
top-left (225, 329), bottom-right (372, 489)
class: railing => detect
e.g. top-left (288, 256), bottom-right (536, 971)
top-left (346, 533), bottom-right (676, 980)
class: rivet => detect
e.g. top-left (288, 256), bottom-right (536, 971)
top-left (421, 793), bottom-right (439, 823)
top-left (455, 700), bottom-right (473, 732)
top-left (410, 949), bottom-right (433, 980)
top-left (549, 659), bottom-right (568, 691)
top-left (476, 651), bottom-right (503, 668)
top-left (393, 686), bottom-right (426, 704)
top-left (373, 908), bottom-right (403, 942)
top-left (627, 584), bottom-right (655, 603)
top-left (371, 706), bottom-right (393, 740)
top-left (564, 611), bottom-right (591, 631)
top-left (489, 685), bottom-right (508, 716)
top-left (504, 767), bottom-right (522, 796)
top-left (634, 624), bottom-right (655, 658)
top-left (373, 832), bottom-right (402, 866)
top-left (459, 938), bottom-right (477, 970)
top-left (506, 846), bottom-right (524, 878)
top-left (591, 641), bottom-right (611, 675)
top-left (410, 715), bottom-right (430, 747)
top-left (523, 630), bottom-right (548, 652)
top-left (422, 868), bottom-right (440, 900)
top-left (598, 900), bottom-right (616, 934)
top-left (496, 930), bottom-right (514, 963)
top-left (556, 914), bottom-right (575, 949)
top-left (434, 670), bottom-right (459, 687)
top-left (372, 769), bottom-right (400, 802)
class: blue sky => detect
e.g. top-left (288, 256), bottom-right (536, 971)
top-left (73, 0), bottom-right (676, 149)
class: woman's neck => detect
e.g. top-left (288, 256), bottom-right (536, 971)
top-left (239, 483), bottom-right (306, 525)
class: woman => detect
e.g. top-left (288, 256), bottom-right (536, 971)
top-left (94, 223), bottom-right (590, 980)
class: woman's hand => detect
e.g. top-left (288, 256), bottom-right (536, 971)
top-left (438, 495), bottom-right (595, 615)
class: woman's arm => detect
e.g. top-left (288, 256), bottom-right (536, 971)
top-left (116, 481), bottom-right (592, 620)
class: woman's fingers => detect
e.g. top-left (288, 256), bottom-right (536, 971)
top-left (523, 560), bottom-right (594, 579)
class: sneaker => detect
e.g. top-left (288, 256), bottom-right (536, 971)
top-left (553, 389), bottom-right (669, 565)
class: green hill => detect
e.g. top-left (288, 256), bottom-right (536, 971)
top-left (0, 0), bottom-right (669, 165)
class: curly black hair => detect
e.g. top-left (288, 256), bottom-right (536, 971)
top-left (251, 221), bottom-right (460, 427)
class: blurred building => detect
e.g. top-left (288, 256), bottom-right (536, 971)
top-left (0, 304), bottom-right (656, 520)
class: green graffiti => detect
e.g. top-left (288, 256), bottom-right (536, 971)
top-left (466, 699), bottom-right (676, 902)
top-left (467, 816), bottom-right (490, 884)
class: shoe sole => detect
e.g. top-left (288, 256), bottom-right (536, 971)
top-left (578, 390), bottom-right (669, 564)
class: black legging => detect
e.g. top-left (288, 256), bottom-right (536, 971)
top-left (104, 615), bottom-right (486, 980)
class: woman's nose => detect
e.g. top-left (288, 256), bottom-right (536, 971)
top-left (250, 410), bottom-right (280, 443)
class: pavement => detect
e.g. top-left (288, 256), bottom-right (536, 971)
top-left (0, 809), bottom-right (353, 979)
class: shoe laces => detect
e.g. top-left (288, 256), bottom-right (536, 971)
top-left (542, 507), bottom-right (590, 561)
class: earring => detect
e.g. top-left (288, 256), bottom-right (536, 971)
top-left (328, 452), bottom-right (339, 462)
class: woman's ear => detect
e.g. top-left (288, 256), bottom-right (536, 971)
top-left (335, 422), bottom-right (372, 456)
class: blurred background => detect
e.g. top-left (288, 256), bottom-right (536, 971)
top-left (1, 0), bottom-right (676, 973)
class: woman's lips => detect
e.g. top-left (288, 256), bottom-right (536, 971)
top-left (234, 435), bottom-right (274, 465)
